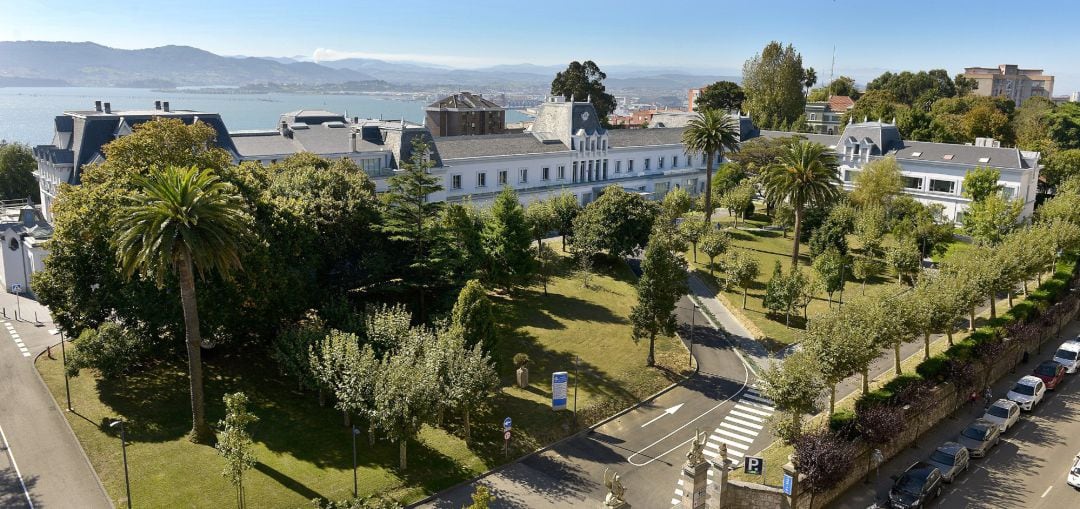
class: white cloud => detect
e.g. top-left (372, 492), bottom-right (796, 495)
top-left (312, 48), bottom-right (503, 68)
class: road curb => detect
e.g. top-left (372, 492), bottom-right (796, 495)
top-left (32, 341), bottom-right (113, 507)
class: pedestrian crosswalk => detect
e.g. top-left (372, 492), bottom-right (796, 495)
top-left (4, 320), bottom-right (30, 357)
top-left (670, 385), bottom-right (775, 506)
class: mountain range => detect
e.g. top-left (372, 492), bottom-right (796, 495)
top-left (0, 41), bottom-right (735, 93)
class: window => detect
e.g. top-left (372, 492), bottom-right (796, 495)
top-left (476, 172), bottom-right (487, 188)
top-left (628, 159), bottom-right (635, 172)
top-left (659, 156), bottom-right (665, 169)
top-left (978, 157), bottom-right (991, 163)
top-left (673, 156), bottom-right (679, 167)
top-left (844, 169), bottom-right (860, 183)
top-left (498, 170), bottom-right (508, 185)
top-left (451, 174), bottom-right (462, 190)
top-left (602, 140), bottom-right (607, 151)
top-left (557, 165), bottom-right (566, 180)
top-left (573, 161), bottom-right (578, 182)
top-left (615, 160), bottom-right (622, 173)
top-left (602, 160), bottom-right (608, 179)
top-left (571, 139), bottom-right (575, 150)
top-left (810, 113), bottom-right (816, 120)
top-left (519, 168), bottom-right (528, 183)
top-left (645, 158), bottom-right (651, 171)
top-left (542, 167), bottom-right (550, 181)
top-left (590, 139), bottom-right (595, 151)
top-left (1002, 186), bottom-right (1016, 200)
top-left (853, 144), bottom-right (861, 155)
top-left (929, 179), bottom-right (955, 194)
top-left (902, 176), bottom-right (923, 190)
top-left (716, 153), bottom-right (722, 165)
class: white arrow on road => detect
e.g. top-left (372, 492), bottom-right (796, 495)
top-left (641, 403), bottom-right (684, 428)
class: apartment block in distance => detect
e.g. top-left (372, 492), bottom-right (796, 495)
top-left (961, 64), bottom-right (1054, 105)
top-left (424, 92), bottom-right (505, 137)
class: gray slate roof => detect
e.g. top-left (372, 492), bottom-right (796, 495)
top-left (607, 127), bottom-right (687, 148)
top-left (435, 133), bottom-right (568, 160)
top-left (427, 92), bottom-right (502, 110)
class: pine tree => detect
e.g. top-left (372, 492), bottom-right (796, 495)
top-left (630, 223), bottom-right (689, 366)
top-left (482, 187), bottom-right (536, 290)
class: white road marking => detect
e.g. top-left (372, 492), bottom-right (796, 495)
top-left (640, 403), bottom-right (685, 428)
top-left (740, 393), bottom-right (773, 405)
top-left (0, 424), bottom-right (34, 508)
top-left (713, 437), bottom-right (749, 451)
top-left (715, 428), bottom-right (756, 444)
top-left (718, 421), bottom-right (759, 437)
top-left (724, 416), bottom-right (763, 430)
top-left (732, 404), bottom-right (772, 416)
top-left (1042, 485), bottom-right (1052, 498)
top-left (728, 410), bottom-right (765, 422)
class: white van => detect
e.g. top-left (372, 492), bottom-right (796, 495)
top-left (1054, 340), bottom-right (1080, 374)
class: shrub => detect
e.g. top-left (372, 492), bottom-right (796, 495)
top-left (792, 428), bottom-right (856, 500)
top-left (513, 353), bottom-right (530, 368)
top-left (855, 403), bottom-right (906, 445)
top-left (66, 322), bottom-right (154, 379)
top-left (828, 409), bottom-right (856, 436)
top-left (915, 355), bottom-right (949, 382)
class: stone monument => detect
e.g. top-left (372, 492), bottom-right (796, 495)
top-left (681, 429), bottom-right (709, 509)
top-left (603, 468), bottom-right (629, 508)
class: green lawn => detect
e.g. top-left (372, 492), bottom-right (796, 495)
top-left (39, 247), bottom-right (688, 507)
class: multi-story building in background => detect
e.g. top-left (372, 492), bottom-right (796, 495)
top-left (961, 64), bottom-right (1054, 105)
top-left (424, 92), bottom-right (505, 137)
top-left (804, 95), bottom-right (854, 134)
top-left (688, 88), bottom-right (702, 111)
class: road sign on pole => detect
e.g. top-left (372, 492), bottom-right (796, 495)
top-left (551, 371), bottom-right (568, 410)
top-left (744, 456), bottom-right (764, 475)
top-left (503, 417), bottom-right (512, 431)
top-left (504, 430), bottom-right (511, 441)
top-left (782, 473), bottom-right (793, 495)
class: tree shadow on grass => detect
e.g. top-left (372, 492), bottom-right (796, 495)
top-left (505, 289), bottom-right (627, 329)
top-left (253, 462), bottom-right (322, 501)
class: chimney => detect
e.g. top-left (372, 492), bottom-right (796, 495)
top-left (280, 121), bottom-right (292, 139)
top-left (162, 101), bottom-right (170, 112)
top-left (350, 132), bottom-right (357, 152)
top-left (353, 116), bottom-right (359, 124)
top-left (154, 100), bottom-right (161, 110)
top-left (103, 102), bottom-right (112, 114)
top-left (94, 100), bottom-right (102, 112)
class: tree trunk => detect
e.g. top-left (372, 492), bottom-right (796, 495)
top-left (703, 151), bottom-right (716, 222)
top-left (946, 328), bottom-right (954, 346)
top-left (708, 256), bottom-right (715, 276)
top-left (791, 204), bottom-right (803, 268)
top-left (647, 333), bottom-right (656, 367)
top-left (989, 292), bottom-right (996, 320)
top-left (742, 286), bottom-right (748, 309)
top-left (829, 384), bottom-right (836, 415)
top-left (692, 242), bottom-right (698, 263)
top-left (1007, 290), bottom-right (1013, 308)
top-left (562, 234), bottom-right (567, 252)
top-left (343, 409), bottom-right (351, 427)
top-left (399, 440), bottom-right (408, 470)
top-left (464, 407), bottom-right (472, 444)
top-left (177, 249), bottom-right (213, 444)
top-left (318, 388), bottom-right (325, 407)
top-left (894, 343), bottom-right (902, 375)
top-left (969, 308), bottom-right (976, 332)
top-left (924, 332), bottom-right (931, 360)
top-left (862, 369), bottom-right (870, 394)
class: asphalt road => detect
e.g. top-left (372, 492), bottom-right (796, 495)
top-left (414, 277), bottom-right (774, 508)
top-left (0, 292), bottom-right (111, 509)
top-left (833, 319), bottom-right (1080, 509)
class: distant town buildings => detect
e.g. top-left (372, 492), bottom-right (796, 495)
top-left (804, 95), bottom-right (854, 135)
top-left (961, 64), bottom-right (1054, 106)
top-left (688, 88), bottom-right (702, 111)
top-left (424, 92), bottom-right (506, 137)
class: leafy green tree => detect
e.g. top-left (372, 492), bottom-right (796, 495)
top-left (816, 76), bottom-right (861, 100)
top-left (963, 194), bottom-right (1022, 246)
top-left (841, 90), bottom-right (903, 128)
top-left (802, 67), bottom-right (817, 96)
top-left (699, 228), bottom-right (731, 276)
top-left (682, 110), bottom-right (742, 221)
top-left (741, 41), bottom-right (806, 129)
top-left (854, 205), bottom-right (888, 258)
top-left (383, 138), bottom-right (449, 320)
top-left (273, 312), bottom-right (327, 391)
top-left (962, 166), bottom-right (1002, 202)
top-left (217, 392), bottom-right (258, 509)
top-left (852, 257), bottom-right (884, 293)
top-left (0, 142), bottom-right (40, 201)
top-left (812, 247), bottom-right (846, 307)
top-left (852, 157), bottom-right (903, 208)
top-left (679, 211), bottom-right (709, 263)
top-left (773, 203), bottom-right (796, 238)
top-left (451, 279), bottom-right (496, 353)
top-left (536, 242), bottom-right (559, 296)
top-left (524, 200), bottom-right (557, 255)
top-left (114, 165), bottom-right (249, 443)
top-left (630, 223), bottom-right (689, 366)
top-left (1013, 97), bottom-right (1056, 151)
top-left (761, 141), bottom-right (842, 266)
top-left (1042, 149), bottom-right (1080, 187)
top-left (720, 180), bottom-right (756, 227)
top-left (759, 350), bottom-right (825, 441)
top-left (64, 321), bottom-right (155, 379)
top-left (550, 61), bottom-right (617, 123)
top-left (803, 310), bottom-right (870, 413)
top-left (571, 186), bottom-right (658, 258)
top-left (373, 324), bottom-right (439, 470)
top-left (1048, 102), bottom-right (1080, 149)
top-left (443, 202), bottom-right (487, 279)
top-left (310, 329), bottom-right (378, 428)
top-left (857, 289), bottom-right (910, 376)
top-left (763, 262), bottom-right (807, 326)
top-left (549, 191), bottom-right (581, 251)
top-left (1038, 186), bottom-right (1080, 225)
top-left (465, 486), bottom-right (495, 509)
top-left (866, 69), bottom-right (961, 107)
top-left (710, 162), bottom-right (749, 199)
top-left (661, 187), bottom-right (694, 220)
top-left (808, 215), bottom-right (850, 258)
top-left (726, 250), bottom-right (760, 309)
top-left (482, 187), bottom-right (535, 290)
top-left (694, 81), bottom-right (746, 112)
top-left (440, 333), bottom-right (498, 443)
top-left (886, 237), bottom-right (922, 285)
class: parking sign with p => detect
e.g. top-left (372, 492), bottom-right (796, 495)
top-left (744, 456), bottom-right (764, 475)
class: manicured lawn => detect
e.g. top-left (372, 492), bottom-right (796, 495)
top-left (39, 246), bottom-right (688, 507)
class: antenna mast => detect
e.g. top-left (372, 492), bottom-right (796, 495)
top-left (829, 45), bottom-right (836, 96)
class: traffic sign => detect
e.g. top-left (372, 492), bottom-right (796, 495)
top-left (744, 456), bottom-right (764, 475)
top-left (782, 473), bottom-right (793, 495)
top-left (9, 284), bottom-right (21, 294)
top-left (551, 371), bottom-right (568, 410)
top-left (503, 417), bottom-right (512, 431)
top-left (504, 430), bottom-right (511, 441)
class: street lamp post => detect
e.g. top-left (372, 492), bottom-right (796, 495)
top-left (573, 355), bottom-right (580, 425)
top-left (110, 419), bottom-right (132, 509)
top-left (60, 330), bottom-right (71, 411)
top-left (351, 425), bottom-right (360, 498)
top-left (689, 304), bottom-right (698, 368)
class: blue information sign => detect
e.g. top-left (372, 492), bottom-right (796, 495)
top-left (782, 473), bottom-right (793, 495)
top-left (551, 371), bottom-right (569, 410)
top-left (503, 417), bottom-right (512, 431)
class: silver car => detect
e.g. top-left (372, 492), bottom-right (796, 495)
top-left (958, 418), bottom-right (1002, 458)
top-left (926, 442), bottom-right (970, 483)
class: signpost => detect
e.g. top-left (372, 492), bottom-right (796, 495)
top-left (10, 284), bottom-right (21, 320)
top-left (782, 473), bottom-right (793, 496)
top-left (503, 417), bottom-right (512, 458)
top-left (744, 456), bottom-right (764, 475)
top-left (551, 371), bottom-right (568, 411)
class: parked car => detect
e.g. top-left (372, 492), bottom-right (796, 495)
top-left (889, 462), bottom-right (943, 508)
top-left (1006, 375), bottom-right (1047, 411)
top-left (957, 418), bottom-right (1002, 458)
top-left (1034, 360), bottom-right (1067, 390)
top-left (926, 442), bottom-right (970, 483)
top-left (1069, 453), bottom-right (1080, 489)
top-left (1054, 340), bottom-right (1080, 374)
top-left (982, 399), bottom-right (1021, 432)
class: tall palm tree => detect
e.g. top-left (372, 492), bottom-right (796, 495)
top-left (114, 166), bottom-right (250, 443)
top-left (761, 141), bottom-right (841, 267)
top-left (682, 109), bottom-right (741, 222)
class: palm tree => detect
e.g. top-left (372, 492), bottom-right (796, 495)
top-left (113, 166), bottom-right (250, 443)
top-left (682, 110), bottom-right (741, 222)
top-left (761, 141), bottom-right (841, 267)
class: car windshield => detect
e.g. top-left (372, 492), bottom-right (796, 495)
top-left (1036, 364), bottom-right (1059, 377)
top-left (896, 474), bottom-right (925, 495)
top-left (929, 451), bottom-right (955, 466)
top-left (1056, 349), bottom-right (1078, 361)
top-left (962, 426), bottom-right (987, 441)
top-left (1012, 383), bottom-right (1035, 396)
top-left (987, 405), bottom-right (1011, 419)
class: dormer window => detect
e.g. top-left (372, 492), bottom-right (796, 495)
top-left (853, 144), bottom-right (861, 155)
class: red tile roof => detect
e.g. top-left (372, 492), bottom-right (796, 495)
top-left (828, 95), bottom-right (855, 112)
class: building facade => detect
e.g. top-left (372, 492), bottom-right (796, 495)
top-left (804, 95), bottom-right (854, 135)
top-left (961, 64), bottom-right (1055, 106)
top-left (424, 92), bottom-right (505, 137)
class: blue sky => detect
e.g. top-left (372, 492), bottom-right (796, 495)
top-left (2, 0), bottom-right (1079, 91)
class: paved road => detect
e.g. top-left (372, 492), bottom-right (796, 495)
top-left (414, 271), bottom-right (775, 508)
top-left (0, 292), bottom-right (112, 509)
top-left (833, 319), bottom-right (1080, 509)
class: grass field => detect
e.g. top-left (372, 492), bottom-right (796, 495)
top-left (38, 248), bottom-right (688, 507)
